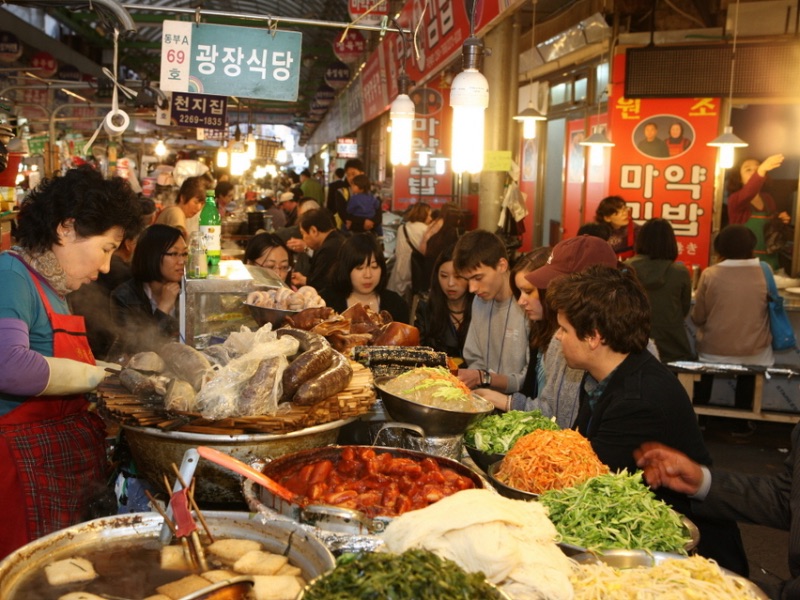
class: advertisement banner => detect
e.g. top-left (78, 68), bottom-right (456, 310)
top-left (392, 84), bottom-right (453, 212)
top-left (607, 52), bottom-right (720, 268)
top-left (160, 21), bottom-right (301, 101)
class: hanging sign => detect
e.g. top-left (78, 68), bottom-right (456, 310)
top-left (607, 52), bottom-right (719, 268)
top-left (348, 0), bottom-right (388, 27)
top-left (160, 21), bottom-right (302, 101)
top-left (0, 32), bottom-right (22, 63)
top-left (31, 51), bottom-right (57, 77)
top-left (324, 61), bottom-right (350, 89)
top-left (333, 30), bottom-right (367, 64)
top-left (169, 91), bottom-right (227, 130)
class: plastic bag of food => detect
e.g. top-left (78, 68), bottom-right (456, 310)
top-left (223, 323), bottom-right (273, 359)
top-left (194, 331), bottom-right (299, 419)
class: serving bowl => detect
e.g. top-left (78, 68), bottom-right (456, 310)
top-left (571, 550), bottom-right (767, 598)
top-left (464, 444), bottom-right (506, 473)
top-left (245, 302), bottom-right (298, 328)
top-left (486, 460), bottom-right (538, 501)
top-left (374, 376), bottom-right (494, 437)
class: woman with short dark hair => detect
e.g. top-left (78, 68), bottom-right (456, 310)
top-left (320, 233), bottom-right (409, 323)
top-left (692, 224), bottom-right (772, 366)
top-left (111, 224), bottom-right (184, 354)
top-left (625, 218), bottom-right (693, 363)
top-left (0, 166), bottom-right (142, 558)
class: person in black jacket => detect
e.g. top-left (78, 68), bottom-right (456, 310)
top-left (111, 225), bottom-right (183, 355)
top-left (548, 265), bottom-right (748, 576)
top-left (321, 233), bottom-right (409, 323)
top-left (292, 208), bottom-right (346, 292)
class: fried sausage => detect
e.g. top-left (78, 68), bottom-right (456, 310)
top-left (292, 351), bottom-right (353, 406)
top-left (284, 306), bottom-right (335, 330)
top-left (277, 328), bottom-right (334, 401)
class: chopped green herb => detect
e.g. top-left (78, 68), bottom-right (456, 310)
top-left (464, 410), bottom-right (559, 454)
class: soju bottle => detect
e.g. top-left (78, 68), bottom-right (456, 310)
top-left (199, 188), bottom-right (221, 266)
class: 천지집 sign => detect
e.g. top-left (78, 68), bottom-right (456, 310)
top-left (159, 21), bottom-right (301, 101)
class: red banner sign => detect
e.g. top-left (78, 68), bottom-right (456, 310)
top-left (607, 51), bottom-right (720, 268)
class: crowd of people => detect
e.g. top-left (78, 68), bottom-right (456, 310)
top-left (2, 157), bottom-right (800, 597)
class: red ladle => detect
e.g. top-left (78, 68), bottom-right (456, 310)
top-left (196, 446), bottom-right (297, 503)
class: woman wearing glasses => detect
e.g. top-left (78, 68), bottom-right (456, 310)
top-left (244, 232), bottom-right (293, 286)
top-left (111, 225), bottom-right (185, 354)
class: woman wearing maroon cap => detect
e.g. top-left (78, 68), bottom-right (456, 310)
top-left (476, 235), bottom-right (620, 426)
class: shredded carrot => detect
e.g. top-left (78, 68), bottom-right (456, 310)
top-left (495, 429), bottom-right (608, 495)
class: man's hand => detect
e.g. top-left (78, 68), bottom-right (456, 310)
top-left (286, 238), bottom-right (307, 253)
top-left (634, 442), bottom-right (704, 495)
top-left (458, 368), bottom-right (481, 390)
top-left (364, 219), bottom-right (375, 231)
top-left (291, 271), bottom-right (307, 287)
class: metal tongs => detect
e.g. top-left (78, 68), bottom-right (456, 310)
top-left (145, 448), bottom-right (212, 572)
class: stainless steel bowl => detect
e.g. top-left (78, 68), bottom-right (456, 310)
top-left (374, 376), bottom-right (494, 437)
top-left (245, 302), bottom-right (298, 328)
top-left (0, 512), bottom-right (335, 600)
top-left (571, 550), bottom-right (768, 598)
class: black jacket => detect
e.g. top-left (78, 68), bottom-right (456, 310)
top-left (575, 350), bottom-right (748, 575)
top-left (111, 279), bottom-right (179, 355)
top-left (307, 230), bottom-right (346, 292)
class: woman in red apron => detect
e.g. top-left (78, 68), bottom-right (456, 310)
top-left (0, 166), bottom-right (143, 559)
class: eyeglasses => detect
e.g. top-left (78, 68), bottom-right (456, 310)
top-left (163, 251), bottom-right (190, 260)
top-left (256, 259), bottom-right (292, 275)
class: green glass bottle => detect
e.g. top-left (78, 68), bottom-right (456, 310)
top-left (199, 188), bottom-right (221, 266)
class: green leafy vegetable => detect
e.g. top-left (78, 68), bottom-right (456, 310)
top-left (302, 548), bottom-right (504, 599)
top-left (464, 410), bottom-right (559, 454)
top-left (539, 471), bottom-right (691, 554)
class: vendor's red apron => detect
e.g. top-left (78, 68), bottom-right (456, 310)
top-left (0, 266), bottom-right (107, 559)
top-left (617, 219), bottom-right (636, 260)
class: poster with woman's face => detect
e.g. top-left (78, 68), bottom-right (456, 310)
top-left (632, 115), bottom-right (695, 159)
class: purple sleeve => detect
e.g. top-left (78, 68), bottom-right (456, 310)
top-left (0, 318), bottom-right (49, 396)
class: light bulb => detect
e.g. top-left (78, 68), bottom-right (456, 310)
top-left (276, 148), bottom-right (288, 163)
top-left (450, 68), bottom-right (489, 174)
top-left (432, 156), bottom-right (449, 175)
top-left (522, 118), bottom-right (536, 139)
top-left (216, 146), bottom-right (228, 168)
top-left (719, 145), bottom-right (735, 169)
top-left (246, 133), bottom-right (257, 160)
top-left (390, 93), bottom-right (415, 166)
top-left (230, 151), bottom-right (251, 176)
top-left (154, 139), bottom-right (167, 157)
top-left (416, 150), bottom-right (432, 167)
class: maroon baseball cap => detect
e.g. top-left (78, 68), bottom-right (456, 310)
top-left (526, 235), bottom-right (618, 289)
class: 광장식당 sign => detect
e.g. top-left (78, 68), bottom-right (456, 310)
top-left (159, 21), bottom-right (301, 101)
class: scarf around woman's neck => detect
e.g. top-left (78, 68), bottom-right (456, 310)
top-left (10, 245), bottom-right (71, 297)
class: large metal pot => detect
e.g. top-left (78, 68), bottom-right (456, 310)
top-left (0, 511), bottom-right (335, 600)
top-left (244, 445), bottom-right (485, 535)
top-left (123, 418), bottom-right (354, 504)
top-left (374, 376), bottom-right (493, 436)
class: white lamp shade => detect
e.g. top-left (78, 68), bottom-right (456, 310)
top-left (707, 126), bottom-right (747, 168)
top-left (513, 105), bottom-right (546, 140)
top-left (450, 68), bottom-right (489, 174)
top-left (580, 132), bottom-right (615, 147)
top-left (390, 93), bottom-right (416, 166)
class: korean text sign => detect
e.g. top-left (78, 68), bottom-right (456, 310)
top-left (170, 92), bottom-right (227, 130)
top-left (607, 52), bottom-right (720, 267)
top-left (160, 21), bottom-right (301, 101)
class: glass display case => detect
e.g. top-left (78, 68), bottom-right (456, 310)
top-left (179, 260), bottom-right (287, 348)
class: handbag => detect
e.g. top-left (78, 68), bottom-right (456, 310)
top-left (402, 224), bottom-right (428, 294)
top-left (759, 261), bottom-right (797, 351)
top-left (763, 216), bottom-right (792, 255)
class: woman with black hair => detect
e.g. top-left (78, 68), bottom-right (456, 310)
top-left (155, 175), bottom-right (207, 238)
top-left (0, 166), bottom-right (142, 558)
top-left (625, 218), bottom-right (694, 363)
top-left (594, 195), bottom-right (640, 259)
top-left (320, 233), bottom-right (409, 323)
top-left (420, 202), bottom-right (463, 287)
top-left (244, 232), bottom-right (293, 286)
top-left (692, 224), bottom-right (773, 367)
top-left (111, 224), bottom-right (184, 354)
top-left (727, 154), bottom-right (790, 270)
top-left (414, 244), bottom-right (473, 361)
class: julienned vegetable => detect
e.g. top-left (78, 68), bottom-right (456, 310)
top-left (464, 410), bottom-right (559, 454)
top-left (302, 549), bottom-right (505, 600)
top-left (539, 471), bottom-right (691, 553)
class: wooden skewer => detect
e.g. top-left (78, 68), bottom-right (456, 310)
top-left (170, 464), bottom-right (214, 544)
top-left (144, 490), bottom-right (178, 537)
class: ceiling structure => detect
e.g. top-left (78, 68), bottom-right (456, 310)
top-left (1, 0), bottom-right (725, 147)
